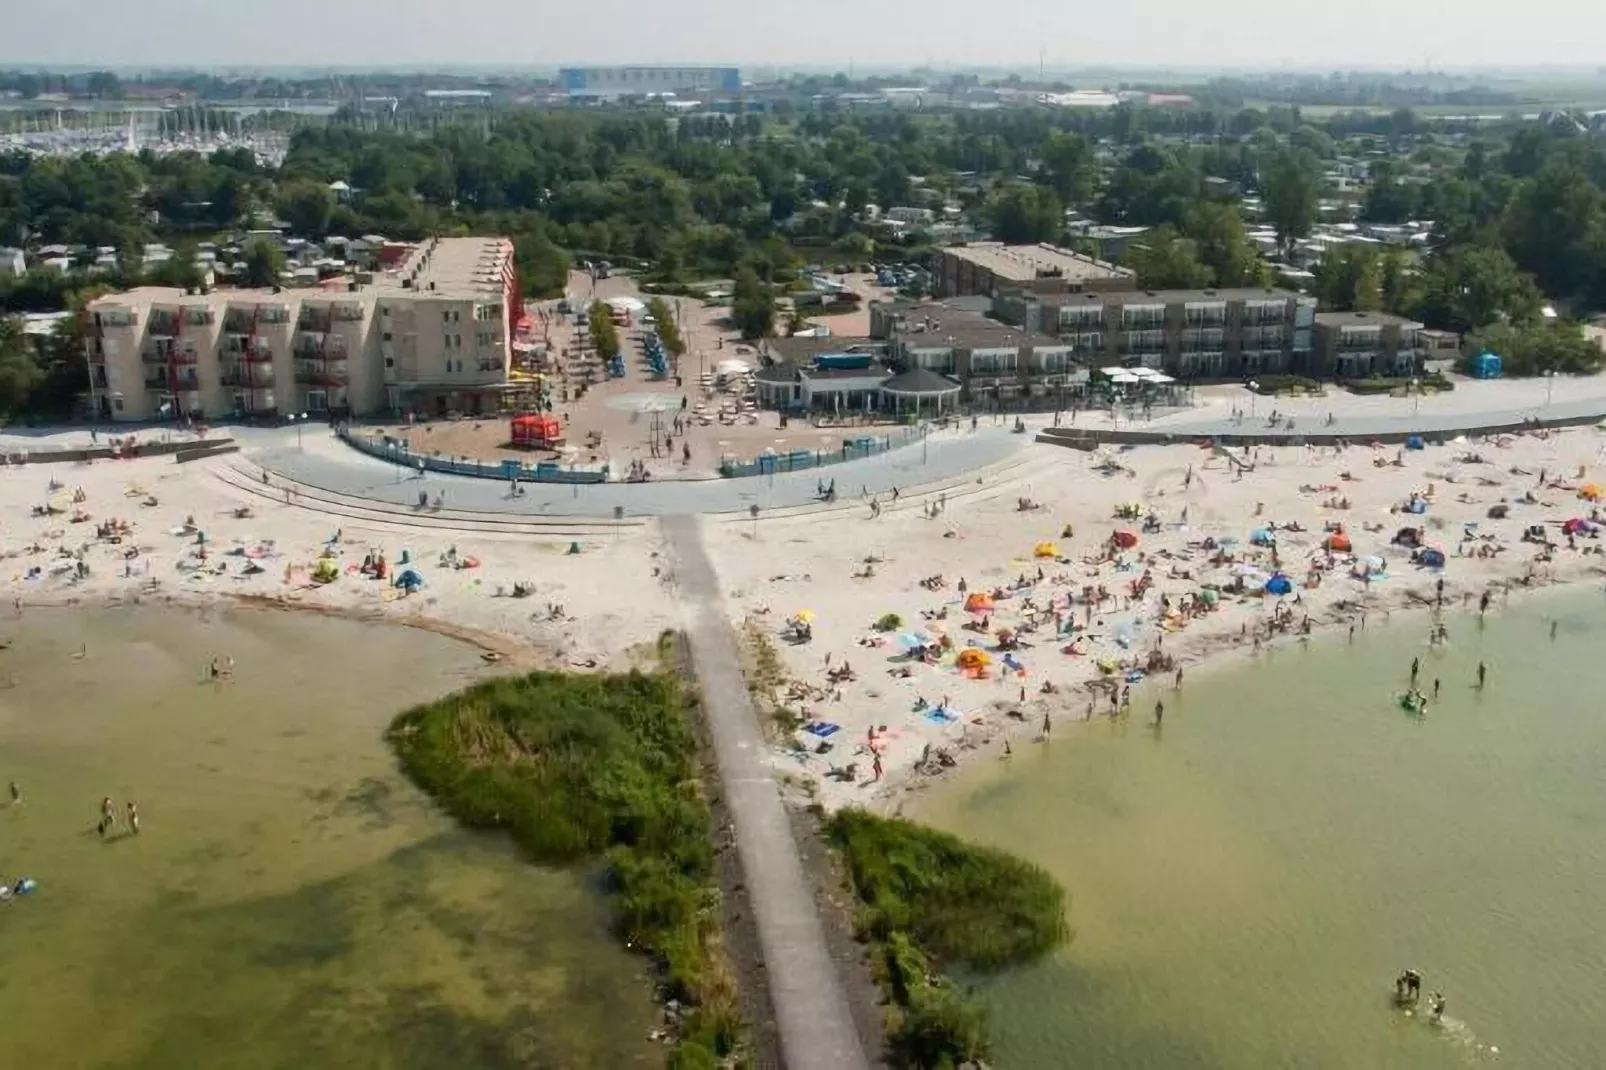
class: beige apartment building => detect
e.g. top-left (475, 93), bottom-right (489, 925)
top-left (84, 236), bottom-right (517, 422)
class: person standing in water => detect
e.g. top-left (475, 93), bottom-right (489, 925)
top-left (1410, 656), bottom-right (1420, 684)
top-left (1433, 678), bottom-right (1441, 699)
top-left (126, 801), bottom-right (139, 835)
top-left (1154, 700), bottom-right (1164, 726)
top-left (1478, 661), bottom-right (1488, 689)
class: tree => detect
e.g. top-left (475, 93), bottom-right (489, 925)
top-left (1180, 201), bottom-right (1266, 288)
top-left (1038, 132), bottom-right (1094, 207)
top-left (1124, 227), bottom-right (1211, 290)
top-left (646, 296), bottom-right (684, 356)
top-left (1466, 320), bottom-right (1604, 377)
top-left (982, 183), bottom-right (1062, 245)
top-left (1261, 150), bottom-right (1320, 254)
top-left (0, 317), bottom-right (45, 416)
top-left (731, 265), bottom-right (775, 340)
top-left (588, 300), bottom-right (620, 361)
top-left (1314, 246), bottom-right (1383, 312)
top-left (1416, 245), bottom-right (1542, 334)
top-left (275, 179), bottom-right (335, 238)
top-left (241, 238), bottom-right (285, 288)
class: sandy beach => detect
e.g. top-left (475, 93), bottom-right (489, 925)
top-left (698, 426), bottom-right (1606, 810)
top-left (0, 450), bottom-right (679, 672)
top-left (8, 424), bottom-right (1606, 816)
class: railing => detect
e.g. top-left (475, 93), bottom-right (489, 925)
top-left (295, 366), bottom-right (348, 386)
top-left (147, 375), bottom-right (199, 391)
top-left (142, 348), bottom-right (199, 364)
top-left (221, 368), bottom-right (274, 387)
top-left (339, 430), bottom-right (610, 484)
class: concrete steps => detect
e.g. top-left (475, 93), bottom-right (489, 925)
top-left (211, 461), bottom-right (651, 540)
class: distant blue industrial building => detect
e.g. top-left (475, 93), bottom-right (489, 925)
top-left (559, 67), bottom-right (741, 98)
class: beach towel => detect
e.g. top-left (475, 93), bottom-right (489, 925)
top-left (802, 721), bottom-right (840, 739)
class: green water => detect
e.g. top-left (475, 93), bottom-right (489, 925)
top-left (0, 605), bottom-right (658, 1070)
top-left (918, 589), bottom-right (1606, 1070)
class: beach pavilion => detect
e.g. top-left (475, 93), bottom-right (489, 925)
top-left (879, 368), bottom-right (962, 416)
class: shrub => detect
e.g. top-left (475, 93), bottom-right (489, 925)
top-left (1247, 374), bottom-right (1322, 395)
top-left (1341, 372), bottom-right (1454, 395)
top-left (388, 662), bottom-right (738, 1060)
top-left (827, 810), bottom-right (1067, 1069)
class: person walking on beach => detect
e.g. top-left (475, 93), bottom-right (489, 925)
top-left (1477, 661), bottom-right (1488, 689)
top-left (1154, 700), bottom-right (1164, 726)
top-left (1433, 678), bottom-right (1441, 699)
top-left (1480, 590), bottom-right (1492, 615)
top-left (8, 780), bottom-right (18, 806)
top-left (127, 801), bottom-right (139, 835)
top-left (1550, 619), bottom-right (1559, 641)
top-left (1410, 657), bottom-right (1421, 685)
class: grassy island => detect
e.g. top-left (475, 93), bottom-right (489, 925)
top-left (387, 649), bottom-right (741, 1069)
top-left (827, 809), bottom-right (1068, 1069)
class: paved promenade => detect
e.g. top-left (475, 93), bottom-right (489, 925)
top-left (244, 425), bottom-right (1028, 517)
top-left (664, 516), bottom-right (872, 1070)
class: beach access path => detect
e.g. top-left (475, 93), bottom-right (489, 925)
top-left (664, 514), bottom-right (874, 1070)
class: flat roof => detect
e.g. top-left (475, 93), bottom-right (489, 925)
top-left (887, 301), bottom-right (1058, 349)
top-left (1036, 286), bottom-right (1304, 307)
top-left (1314, 310), bottom-right (1424, 328)
top-left (939, 242), bottom-right (1131, 282)
top-left (89, 237), bottom-right (514, 312)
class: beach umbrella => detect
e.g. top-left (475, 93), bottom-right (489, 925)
top-left (1264, 574), bottom-right (1294, 596)
top-left (964, 592), bottom-right (995, 614)
top-left (1417, 548), bottom-right (1447, 569)
top-left (1405, 435), bottom-right (1426, 450)
top-left (899, 632), bottom-right (933, 649)
top-left (1579, 483), bottom-right (1603, 501)
top-left (1034, 540), bottom-right (1059, 558)
top-left (1564, 518), bottom-right (1594, 535)
top-left (1112, 530), bottom-right (1139, 549)
top-left (956, 648), bottom-right (991, 670)
top-left (793, 609), bottom-right (815, 623)
top-left (1326, 532), bottom-right (1352, 552)
top-left (1199, 588), bottom-right (1220, 605)
top-left (1250, 527), bottom-right (1275, 546)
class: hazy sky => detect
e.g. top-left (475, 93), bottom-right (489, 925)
top-left (10, 0), bottom-right (1606, 72)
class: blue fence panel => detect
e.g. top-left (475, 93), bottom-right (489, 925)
top-left (340, 431), bottom-right (608, 484)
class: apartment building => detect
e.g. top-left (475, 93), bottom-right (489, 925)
top-left (930, 242), bottom-right (1134, 299)
top-left (1311, 311), bottom-right (1425, 379)
top-left (84, 237), bottom-right (516, 422)
top-left (994, 286), bottom-right (1318, 380)
top-left (871, 298), bottom-right (1090, 405)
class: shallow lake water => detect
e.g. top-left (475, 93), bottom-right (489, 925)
top-left (917, 588), bottom-right (1606, 1069)
top-left (0, 604), bottom-right (658, 1070)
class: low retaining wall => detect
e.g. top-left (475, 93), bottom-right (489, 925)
top-left (174, 442), bottom-right (241, 464)
top-left (340, 430), bottom-right (609, 484)
top-left (0, 436), bottom-right (236, 466)
top-left (1037, 409), bottom-right (1606, 450)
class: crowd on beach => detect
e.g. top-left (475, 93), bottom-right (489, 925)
top-left (706, 425), bottom-right (1606, 810)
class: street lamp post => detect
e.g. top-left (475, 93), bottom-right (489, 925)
top-left (1545, 369), bottom-right (1556, 409)
top-left (1411, 378), bottom-right (1421, 418)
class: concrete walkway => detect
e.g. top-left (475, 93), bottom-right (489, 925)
top-left (664, 515), bottom-right (872, 1070)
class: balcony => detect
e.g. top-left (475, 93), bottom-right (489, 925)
top-left (298, 308), bottom-right (332, 333)
top-left (147, 374), bottom-right (200, 391)
top-left (221, 366), bottom-right (274, 388)
top-left (331, 302), bottom-right (365, 322)
top-left (295, 363), bottom-right (348, 387)
top-left (142, 347), bottom-right (199, 365)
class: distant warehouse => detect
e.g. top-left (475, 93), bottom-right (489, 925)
top-left (559, 66), bottom-right (741, 98)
